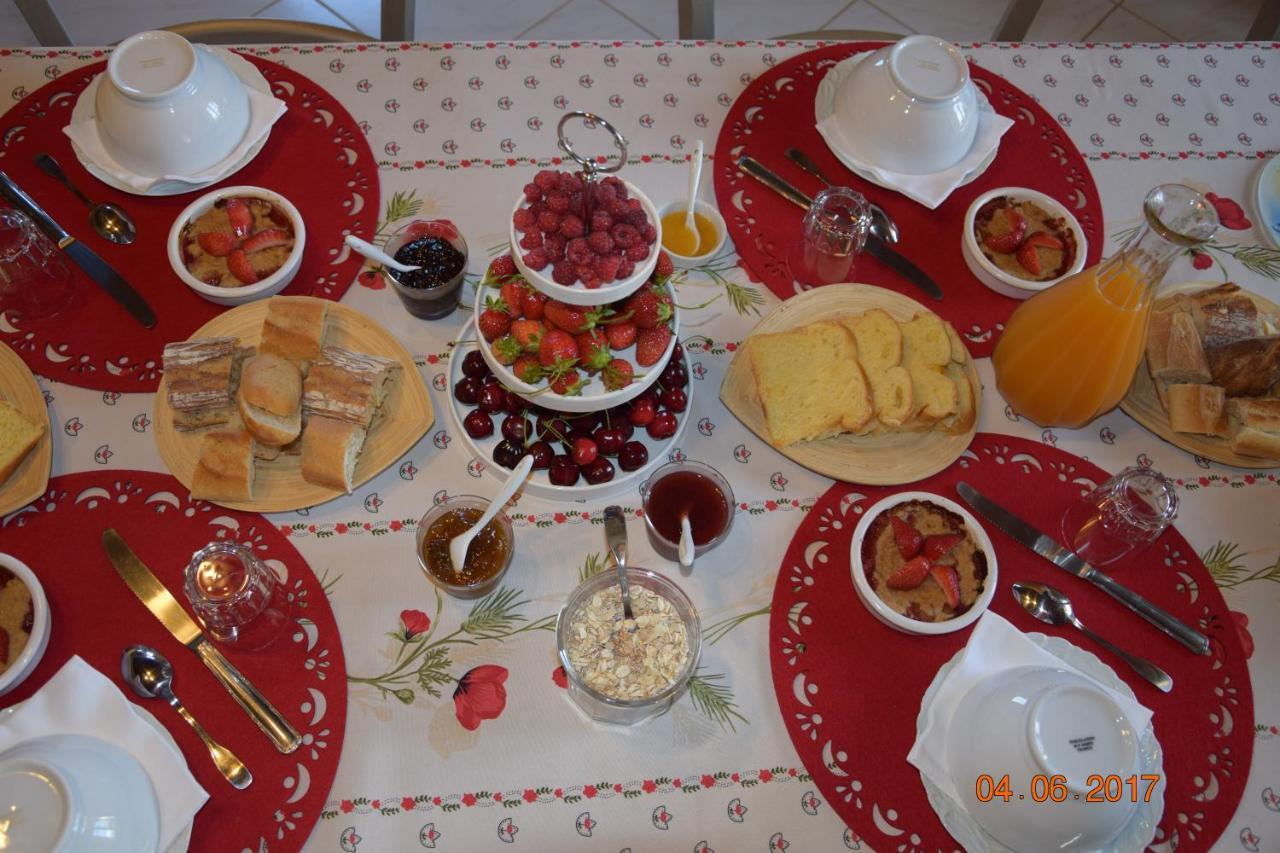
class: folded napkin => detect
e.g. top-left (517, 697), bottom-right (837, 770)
top-left (0, 656), bottom-right (208, 849)
top-left (816, 89), bottom-right (1013, 210)
top-left (63, 69), bottom-right (285, 193)
top-left (907, 611), bottom-right (1153, 806)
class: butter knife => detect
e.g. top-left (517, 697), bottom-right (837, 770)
top-left (734, 154), bottom-right (943, 301)
top-left (0, 171), bottom-right (155, 328)
top-left (955, 482), bottom-right (1211, 656)
top-left (102, 528), bottom-right (302, 753)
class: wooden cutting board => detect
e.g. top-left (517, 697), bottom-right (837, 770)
top-left (0, 341), bottom-right (51, 516)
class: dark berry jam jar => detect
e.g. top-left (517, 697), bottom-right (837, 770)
top-left (384, 220), bottom-right (468, 319)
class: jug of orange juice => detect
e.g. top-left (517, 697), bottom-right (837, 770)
top-left (993, 184), bottom-right (1219, 428)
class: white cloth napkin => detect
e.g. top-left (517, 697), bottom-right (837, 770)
top-left (0, 656), bottom-right (208, 848)
top-left (816, 100), bottom-right (1013, 210)
top-left (907, 612), bottom-right (1153, 805)
top-left (63, 81), bottom-right (285, 193)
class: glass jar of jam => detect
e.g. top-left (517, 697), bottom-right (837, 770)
top-left (383, 219), bottom-right (468, 320)
top-left (415, 495), bottom-right (515, 598)
top-left (183, 541), bottom-right (291, 651)
top-left (639, 460), bottom-right (735, 563)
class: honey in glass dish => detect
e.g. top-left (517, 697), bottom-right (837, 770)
top-left (640, 461), bottom-right (735, 561)
top-left (660, 209), bottom-right (719, 257)
top-left (416, 496), bottom-right (514, 598)
top-left (183, 541), bottom-right (291, 651)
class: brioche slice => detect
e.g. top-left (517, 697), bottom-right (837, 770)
top-left (938, 364), bottom-right (977, 435)
top-left (0, 399), bottom-right (43, 484)
top-left (238, 353), bottom-right (303, 446)
top-left (301, 415), bottom-right (367, 492)
top-left (748, 321), bottom-right (871, 447)
top-left (1165, 383), bottom-right (1228, 436)
top-left (944, 322), bottom-right (969, 365)
top-left (259, 296), bottom-right (330, 369)
top-left (899, 313), bottom-right (957, 421)
top-left (846, 309), bottom-right (913, 427)
top-left (190, 429), bottom-right (255, 503)
top-left (1227, 398), bottom-right (1280, 458)
top-left (1146, 307), bottom-right (1211, 384)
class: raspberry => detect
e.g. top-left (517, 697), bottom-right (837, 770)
top-left (590, 210), bottom-right (614, 232)
top-left (551, 259), bottom-right (577, 285)
top-left (546, 192), bottom-right (570, 213)
top-left (602, 176), bottom-right (627, 200)
top-left (591, 182), bottom-right (617, 206)
top-left (625, 243), bottom-right (649, 262)
top-left (527, 202), bottom-right (545, 220)
top-left (626, 197), bottom-right (642, 212)
top-left (523, 183), bottom-right (542, 202)
top-left (617, 259), bottom-right (636, 279)
top-left (560, 214), bottom-right (585, 239)
top-left (523, 248), bottom-right (549, 270)
top-left (513, 207), bottom-right (535, 231)
top-left (594, 253), bottom-right (622, 281)
top-left (583, 277), bottom-right (603, 289)
top-left (576, 264), bottom-right (595, 282)
top-left (534, 169), bottom-right (559, 190)
top-left (537, 210), bottom-right (561, 234)
top-left (610, 223), bottom-right (639, 248)
top-left (569, 192), bottom-right (585, 214)
top-left (587, 231), bottom-right (614, 254)
top-left (607, 199), bottom-right (629, 220)
top-left (641, 224), bottom-right (658, 244)
top-left (558, 172), bottom-right (582, 193)
top-left (566, 237), bottom-right (593, 266)
top-left (519, 230), bottom-right (544, 250)
top-left (627, 207), bottom-right (648, 227)
top-left (544, 233), bottom-right (566, 262)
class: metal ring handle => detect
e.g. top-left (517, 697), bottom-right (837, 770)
top-left (556, 110), bottom-right (627, 176)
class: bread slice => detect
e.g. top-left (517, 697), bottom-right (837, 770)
top-left (190, 429), bottom-right (256, 502)
top-left (747, 321), bottom-right (871, 446)
top-left (938, 364), bottom-right (977, 435)
top-left (0, 398), bottom-right (43, 484)
top-left (1165, 383), bottom-right (1228, 436)
top-left (846, 309), bottom-right (913, 427)
top-left (1205, 336), bottom-right (1280, 397)
top-left (259, 296), bottom-right (330, 370)
top-left (303, 346), bottom-right (400, 428)
top-left (899, 313), bottom-right (957, 421)
top-left (1146, 307), bottom-right (1211, 384)
top-left (301, 415), bottom-right (367, 492)
top-left (164, 337), bottom-right (251, 430)
top-left (1227, 398), bottom-right (1280, 458)
top-left (238, 353), bottom-right (303, 446)
top-left (944, 322), bottom-right (969, 365)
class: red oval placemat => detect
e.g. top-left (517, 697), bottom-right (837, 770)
top-left (769, 433), bottom-right (1252, 851)
top-left (714, 45), bottom-right (1104, 357)
top-left (0, 54), bottom-right (378, 392)
top-left (0, 470), bottom-right (347, 853)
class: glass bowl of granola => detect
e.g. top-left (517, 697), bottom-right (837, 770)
top-left (556, 567), bottom-right (700, 725)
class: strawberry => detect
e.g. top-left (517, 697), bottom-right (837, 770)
top-left (478, 299), bottom-right (512, 341)
top-left (499, 281), bottom-right (526, 316)
top-left (549, 368), bottom-right (583, 396)
top-left (930, 564), bottom-right (962, 609)
top-left (891, 516), bottom-right (923, 560)
top-left (981, 205), bottom-right (1026, 254)
top-left (886, 556), bottom-right (932, 590)
top-left (538, 329), bottom-right (579, 368)
top-left (491, 335), bottom-right (523, 365)
top-left (543, 300), bottom-right (602, 335)
top-left (922, 533), bottom-right (964, 562)
top-left (240, 228), bottom-right (291, 253)
top-left (197, 231), bottom-right (239, 257)
top-left (602, 358), bottom-right (634, 391)
top-left (575, 329), bottom-right (611, 372)
top-left (512, 354), bottom-right (544, 384)
top-left (223, 197), bottom-right (253, 238)
top-left (652, 249), bottom-right (674, 283)
top-left (624, 287), bottom-right (672, 329)
top-left (634, 325), bottom-right (672, 367)
top-left (486, 254), bottom-right (518, 282)
top-left (521, 288), bottom-right (548, 320)
top-left (510, 318), bottom-right (545, 352)
top-left (1015, 231), bottom-right (1066, 276)
top-left (605, 321), bottom-right (637, 350)
top-left (227, 249), bottom-right (258, 284)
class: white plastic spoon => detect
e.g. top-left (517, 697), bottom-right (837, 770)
top-left (449, 455), bottom-right (534, 573)
top-left (667, 140), bottom-right (704, 256)
top-left (678, 514), bottom-right (695, 568)
top-left (344, 234), bottom-right (420, 273)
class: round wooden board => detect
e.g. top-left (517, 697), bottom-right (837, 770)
top-left (719, 284), bottom-right (980, 485)
top-left (1119, 281), bottom-right (1280, 469)
top-left (0, 341), bottom-right (51, 516)
top-left (153, 298), bottom-right (433, 511)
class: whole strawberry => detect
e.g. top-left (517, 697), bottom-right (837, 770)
top-left (635, 325), bottom-right (672, 367)
top-left (485, 254), bottom-right (518, 283)
top-left (510, 318), bottom-right (545, 352)
top-left (521, 288), bottom-right (548, 320)
top-left (544, 300), bottom-right (602, 335)
top-left (512, 354), bottom-right (544, 384)
top-left (651, 249), bottom-right (674, 283)
top-left (549, 368), bottom-right (584, 396)
top-left (623, 286), bottom-right (672, 329)
top-left (491, 335), bottom-right (523, 366)
top-left (602, 358), bottom-right (634, 391)
top-left (604, 320), bottom-right (637, 350)
top-left (499, 281), bottom-right (526, 317)
top-left (477, 298), bottom-right (512, 341)
top-left (576, 329), bottom-right (611, 373)
top-left (538, 329), bottom-right (579, 369)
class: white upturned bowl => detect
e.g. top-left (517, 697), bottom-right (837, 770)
top-left (962, 186), bottom-right (1088, 299)
top-left (95, 30), bottom-right (250, 178)
top-left (849, 491), bottom-right (997, 636)
top-left (946, 665), bottom-right (1143, 851)
top-left (168, 185), bottom-right (305, 306)
top-left (0, 734), bottom-right (161, 853)
top-left (834, 35), bottom-right (978, 175)
top-left (0, 552), bottom-right (51, 697)
top-left (655, 199), bottom-right (727, 269)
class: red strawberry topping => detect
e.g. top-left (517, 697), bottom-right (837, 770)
top-left (886, 556), bottom-right (932, 590)
top-left (240, 228), bottom-right (291, 254)
top-left (197, 231), bottom-right (238, 257)
top-left (226, 249), bottom-right (258, 285)
top-left (223, 197), bottom-right (252, 238)
top-left (891, 516), bottom-right (924, 560)
top-left (929, 565), bottom-right (962, 609)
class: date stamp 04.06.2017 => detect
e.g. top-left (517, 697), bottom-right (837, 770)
top-left (974, 774), bottom-right (1162, 804)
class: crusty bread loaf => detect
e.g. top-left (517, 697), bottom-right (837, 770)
top-left (1185, 283), bottom-right (1262, 347)
top-left (1227, 398), bottom-right (1280, 458)
top-left (1146, 307), bottom-right (1211, 384)
top-left (163, 337), bottom-right (252, 430)
top-left (300, 415), bottom-right (367, 492)
top-left (899, 313), bottom-right (957, 422)
top-left (747, 321), bottom-right (871, 446)
top-left (303, 346), bottom-right (400, 428)
top-left (238, 353), bottom-right (303, 447)
top-left (259, 296), bottom-right (330, 369)
top-left (846, 309), bottom-right (913, 427)
top-left (1205, 336), bottom-right (1280, 397)
top-left (1165, 383), bottom-right (1228, 436)
top-left (0, 398), bottom-right (43, 484)
top-left (190, 429), bottom-right (255, 502)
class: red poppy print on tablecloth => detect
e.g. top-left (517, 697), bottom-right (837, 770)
top-left (401, 609), bottom-right (432, 638)
top-left (453, 665), bottom-right (509, 730)
top-left (552, 665), bottom-right (568, 688)
top-left (1206, 192), bottom-right (1252, 230)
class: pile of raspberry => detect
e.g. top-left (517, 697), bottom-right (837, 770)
top-left (513, 170), bottom-right (657, 289)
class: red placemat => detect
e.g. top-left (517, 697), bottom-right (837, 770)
top-left (0, 470), bottom-right (347, 853)
top-left (770, 433), bottom-right (1252, 851)
top-left (714, 45), bottom-right (1104, 357)
top-left (0, 54), bottom-right (378, 392)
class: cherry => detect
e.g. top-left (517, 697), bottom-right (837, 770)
top-left (614, 420), bottom-right (635, 442)
top-left (647, 410), bottom-right (678, 440)
top-left (659, 362), bottom-right (688, 388)
top-left (453, 376), bottom-right (481, 405)
top-left (548, 455), bottom-right (580, 487)
top-left (660, 387), bottom-right (688, 413)
top-left (501, 415), bottom-right (532, 444)
top-left (503, 390), bottom-right (528, 416)
top-left (627, 397), bottom-right (657, 426)
top-left (582, 457), bottom-right (616, 484)
top-left (526, 440), bottom-right (554, 470)
top-left (537, 415), bottom-right (570, 442)
top-left (492, 439), bottom-right (525, 469)
top-left (594, 426), bottom-right (625, 456)
top-left (461, 350), bottom-right (491, 379)
top-left (617, 441), bottom-right (648, 471)
top-left (477, 384), bottom-right (506, 414)
top-left (572, 436), bottom-right (599, 466)
top-left (463, 409), bottom-right (494, 439)
top-left (671, 341), bottom-right (684, 359)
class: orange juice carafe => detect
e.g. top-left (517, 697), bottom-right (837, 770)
top-left (993, 184), bottom-right (1219, 428)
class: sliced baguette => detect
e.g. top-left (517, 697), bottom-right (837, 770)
top-left (259, 296), bottom-right (330, 370)
top-left (1165, 383), bottom-right (1228, 437)
top-left (301, 415), bottom-right (367, 493)
top-left (1227, 398), bottom-right (1280, 458)
top-left (1146, 307), bottom-right (1211, 384)
top-left (190, 429), bottom-right (256, 502)
top-left (238, 353), bottom-right (303, 446)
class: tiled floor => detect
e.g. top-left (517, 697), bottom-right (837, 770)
top-left (0, 0), bottom-right (1266, 46)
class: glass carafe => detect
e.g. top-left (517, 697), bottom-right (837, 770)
top-left (992, 184), bottom-right (1219, 428)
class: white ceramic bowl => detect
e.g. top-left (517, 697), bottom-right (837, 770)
top-left (834, 35), bottom-right (978, 175)
top-left (946, 665), bottom-right (1143, 851)
top-left (962, 187), bottom-right (1088, 299)
top-left (509, 178), bottom-right (661, 306)
top-left (849, 491), bottom-right (997, 636)
top-left (656, 199), bottom-right (728, 269)
top-left (95, 30), bottom-right (250, 178)
top-left (168, 185), bottom-right (305, 306)
top-left (0, 552), bottom-right (51, 697)
top-left (0, 733), bottom-right (160, 853)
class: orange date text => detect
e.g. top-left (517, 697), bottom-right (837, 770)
top-left (974, 774), bottom-right (1161, 804)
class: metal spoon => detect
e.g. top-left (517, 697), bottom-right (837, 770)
top-left (1012, 582), bottom-right (1173, 693)
top-left (448, 455), bottom-right (533, 574)
top-left (344, 234), bottom-right (420, 273)
top-left (603, 505), bottom-right (635, 623)
top-left (34, 153), bottom-right (136, 245)
top-left (783, 147), bottom-right (900, 244)
top-left (121, 644), bottom-right (253, 789)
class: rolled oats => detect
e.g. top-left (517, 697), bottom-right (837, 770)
top-left (565, 586), bottom-right (689, 701)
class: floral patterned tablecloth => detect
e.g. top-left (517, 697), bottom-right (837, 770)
top-left (0, 38), bottom-right (1277, 852)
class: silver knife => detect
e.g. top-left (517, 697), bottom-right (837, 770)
top-left (102, 528), bottom-right (302, 753)
top-left (734, 154), bottom-right (943, 301)
top-left (0, 171), bottom-right (155, 328)
top-left (956, 482), bottom-right (1211, 656)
